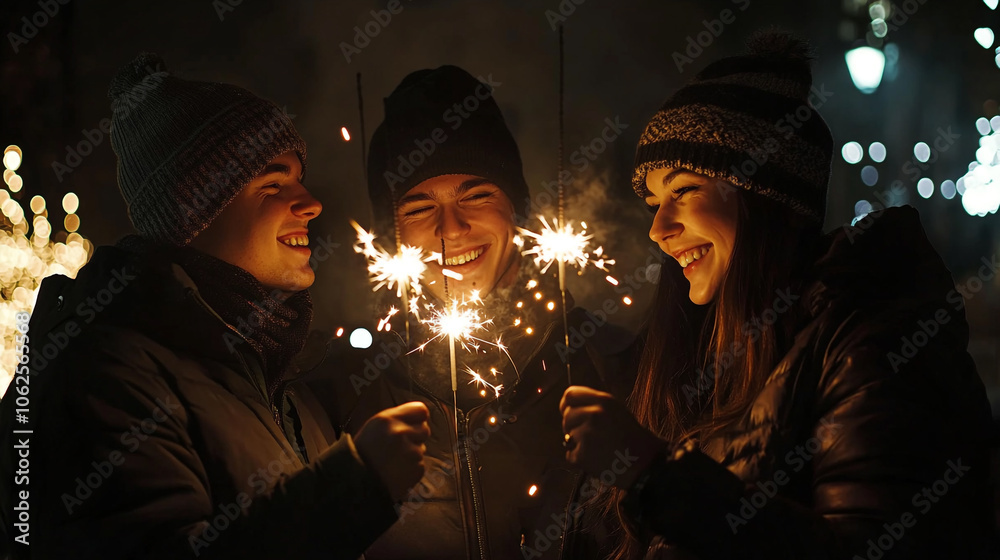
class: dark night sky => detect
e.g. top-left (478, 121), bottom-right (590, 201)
top-left (2, 0), bottom-right (999, 390)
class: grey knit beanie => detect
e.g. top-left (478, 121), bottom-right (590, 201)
top-left (632, 31), bottom-right (832, 225)
top-left (108, 52), bottom-right (307, 246)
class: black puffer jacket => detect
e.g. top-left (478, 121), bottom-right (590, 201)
top-left (309, 279), bottom-right (637, 560)
top-left (616, 206), bottom-right (996, 559)
top-left (0, 243), bottom-right (398, 559)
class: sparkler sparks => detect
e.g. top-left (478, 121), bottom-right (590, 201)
top-left (466, 366), bottom-right (503, 398)
top-left (517, 216), bottom-right (615, 274)
top-left (350, 220), bottom-right (437, 302)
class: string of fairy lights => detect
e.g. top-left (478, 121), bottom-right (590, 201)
top-left (1, 145), bottom-right (91, 396)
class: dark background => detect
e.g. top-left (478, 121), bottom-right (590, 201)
top-left (2, 0), bottom-right (998, 401)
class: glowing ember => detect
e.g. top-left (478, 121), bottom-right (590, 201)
top-left (518, 216), bottom-right (615, 274)
top-left (467, 367), bottom-right (503, 398)
top-left (377, 306), bottom-right (399, 332)
top-left (341, 127), bottom-right (351, 141)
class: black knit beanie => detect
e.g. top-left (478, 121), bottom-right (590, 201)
top-left (632, 31), bottom-right (833, 225)
top-left (108, 52), bottom-right (307, 246)
top-left (367, 65), bottom-right (529, 235)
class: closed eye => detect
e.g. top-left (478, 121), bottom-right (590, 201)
top-left (403, 206), bottom-right (433, 217)
top-left (463, 191), bottom-right (495, 203)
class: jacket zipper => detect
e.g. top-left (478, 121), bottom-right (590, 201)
top-left (184, 288), bottom-right (283, 430)
top-left (461, 411), bottom-right (488, 560)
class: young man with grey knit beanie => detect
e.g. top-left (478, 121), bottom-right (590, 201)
top-left (0, 53), bottom-right (433, 559)
top-left (310, 65), bottom-right (637, 560)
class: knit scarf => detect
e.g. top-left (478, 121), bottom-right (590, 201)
top-left (118, 235), bottom-right (313, 401)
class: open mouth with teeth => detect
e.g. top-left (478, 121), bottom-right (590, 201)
top-left (279, 234), bottom-right (310, 248)
top-left (678, 244), bottom-right (711, 269)
top-left (443, 245), bottom-right (487, 267)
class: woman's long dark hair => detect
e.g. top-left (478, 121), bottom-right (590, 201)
top-left (603, 185), bottom-right (824, 560)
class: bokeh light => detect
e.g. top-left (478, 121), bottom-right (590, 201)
top-left (914, 142), bottom-right (931, 163)
top-left (861, 165), bottom-right (879, 186)
top-left (917, 178), bottom-right (934, 199)
top-left (842, 142), bottom-right (864, 164)
top-left (1, 146), bottom-right (91, 395)
top-left (869, 141), bottom-right (886, 162)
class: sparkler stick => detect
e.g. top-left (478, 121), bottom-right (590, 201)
top-left (442, 238), bottom-right (460, 439)
top-left (557, 24), bottom-right (572, 386)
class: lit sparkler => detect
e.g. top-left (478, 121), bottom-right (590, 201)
top-left (350, 219), bottom-right (438, 303)
top-left (517, 215), bottom-right (615, 275)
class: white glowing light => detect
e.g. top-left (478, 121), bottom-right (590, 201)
top-left (351, 220), bottom-right (436, 303)
top-left (842, 142), bottom-right (864, 164)
top-left (349, 328), bottom-right (373, 349)
top-left (914, 142), bottom-right (931, 163)
top-left (855, 200), bottom-right (873, 215)
top-left (3, 146), bottom-right (21, 171)
top-left (987, 0), bottom-right (999, 10)
top-left (978, 118), bottom-right (993, 136)
top-left (845, 46), bottom-right (885, 94)
top-left (975, 28), bottom-right (995, 49)
top-left (941, 180), bottom-right (957, 200)
top-left (869, 142), bottom-right (886, 163)
top-left (518, 216), bottom-right (614, 274)
top-left (341, 127), bottom-right (351, 141)
top-left (917, 178), bottom-right (934, 199)
top-left (958, 123), bottom-right (1000, 216)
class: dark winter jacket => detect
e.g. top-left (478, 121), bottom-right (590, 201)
top-left (618, 206), bottom-right (996, 559)
top-left (308, 276), bottom-right (637, 560)
top-left (0, 242), bottom-right (399, 559)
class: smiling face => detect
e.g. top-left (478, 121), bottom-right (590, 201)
top-left (643, 167), bottom-right (739, 305)
top-left (190, 150), bottom-right (322, 294)
top-left (396, 174), bottom-right (520, 301)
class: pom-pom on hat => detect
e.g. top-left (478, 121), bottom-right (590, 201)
top-left (109, 52), bottom-right (307, 246)
top-left (632, 30), bottom-right (833, 225)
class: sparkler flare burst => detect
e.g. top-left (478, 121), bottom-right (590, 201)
top-left (350, 220), bottom-right (437, 304)
top-left (517, 215), bottom-right (615, 274)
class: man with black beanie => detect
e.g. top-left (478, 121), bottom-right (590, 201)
top-left (0, 53), bottom-right (431, 559)
top-left (310, 65), bottom-right (635, 560)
